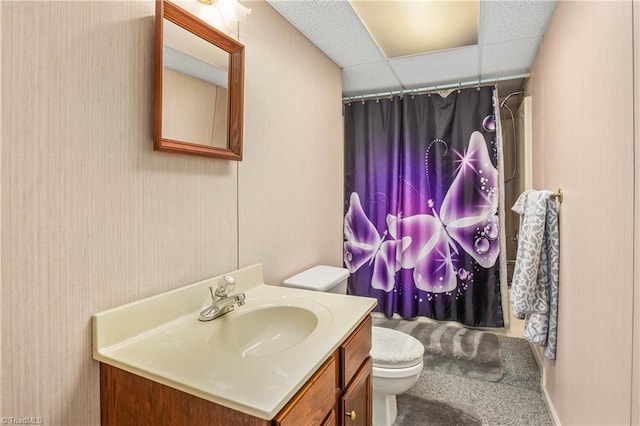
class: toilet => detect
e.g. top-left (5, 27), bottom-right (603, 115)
top-left (283, 265), bottom-right (425, 426)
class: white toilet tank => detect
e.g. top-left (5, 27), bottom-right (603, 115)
top-left (282, 265), bottom-right (349, 294)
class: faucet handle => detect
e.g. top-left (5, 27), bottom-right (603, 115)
top-left (215, 275), bottom-right (236, 297)
top-left (235, 292), bottom-right (246, 306)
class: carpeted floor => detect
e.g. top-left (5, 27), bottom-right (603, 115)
top-left (373, 318), bottom-right (505, 383)
top-left (373, 318), bottom-right (552, 426)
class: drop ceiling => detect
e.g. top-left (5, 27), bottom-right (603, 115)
top-left (266, 0), bottom-right (557, 98)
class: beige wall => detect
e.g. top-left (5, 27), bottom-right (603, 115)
top-left (633, 3), bottom-right (640, 424)
top-left (0, 1), bottom-right (343, 424)
top-left (238, 2), bottom-right (344, 283)
top-left (527, 1), bottom-right (638, 424)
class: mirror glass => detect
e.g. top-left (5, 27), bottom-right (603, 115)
top-left (154, 0), bottom-right (245, 160)
top-left (162, 19), bottom-right (229, 148)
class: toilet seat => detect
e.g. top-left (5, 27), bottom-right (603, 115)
top-left (371, 326), bottom-right (424, 370)
top-left (373, 361), bottom-right (424, 378)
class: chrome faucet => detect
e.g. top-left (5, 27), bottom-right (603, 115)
top-left (198, 276), bottom-right (246, 321)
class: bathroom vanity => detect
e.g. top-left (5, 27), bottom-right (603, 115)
top-left (93, 264), bottom-right (376, 425)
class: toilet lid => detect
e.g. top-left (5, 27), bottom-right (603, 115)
top-left (371, 326), bottom-right (425, 369)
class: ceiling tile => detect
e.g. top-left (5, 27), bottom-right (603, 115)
top-left (389, 46), bottom-right (479, 89)
top-left (481, 37), bottom-right (540, 77)
top-left (342, 62), bottom-right (402, 97)
top-left (480, 1), bottom-right (556, 44)
top-left (266, 1), bottom-right (384, 67)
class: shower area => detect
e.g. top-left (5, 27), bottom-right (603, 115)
top-left (343, 82), bottom-right (532, 329)
top-left (498, 90), bottom-right (531, 285)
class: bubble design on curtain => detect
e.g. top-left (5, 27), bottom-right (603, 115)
top-left (344, 129), bottom-right (499, 294)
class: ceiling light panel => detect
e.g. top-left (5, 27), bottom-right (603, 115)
top-left (349, 0), bottom-right (479, 58)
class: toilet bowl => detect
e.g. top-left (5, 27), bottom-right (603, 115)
top-left (371, 326), bottom-right (424, 426)
top-left (282, 265), bottom-right (425, 426)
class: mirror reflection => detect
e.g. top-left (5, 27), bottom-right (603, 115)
top-left (162, 19), bottom-right (229, 148)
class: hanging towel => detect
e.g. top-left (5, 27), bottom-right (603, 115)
top-left (510, 190), bottom-right (560, 359)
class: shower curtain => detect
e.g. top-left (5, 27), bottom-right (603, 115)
top-left (344, 87), bottom-right (504, 327)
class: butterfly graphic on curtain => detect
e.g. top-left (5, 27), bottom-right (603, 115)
top-left (343, 192), bottom-right (410, 292)
top-left (344, 131), bottom-right (500, 293)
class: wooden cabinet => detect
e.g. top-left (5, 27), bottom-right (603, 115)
top-left (100, 363), bottom-right (270, 426)
top-left (338, 316), bottom-right (372, 426)
top-left (274, 315), bottom-right (372, 426)
top-left (273, 355), bottom-right (338, 426)
top-left (100, 316), bottom-right (372, 426)
top-left (341, 358), bottom-right (372, 426)
top-left (321, 410), bottom-right (337, 426)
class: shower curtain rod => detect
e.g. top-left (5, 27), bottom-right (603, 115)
top-left (342, 72), bottom-right (531, 103)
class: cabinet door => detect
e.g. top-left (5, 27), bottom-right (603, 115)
top-left (340, 316), bottom-right (371, 388)
top-left (321, 410), bottom-right (336, 426)
top-left (273, 355), bottom-right (338, 426)
top-left (340, 357), bottom-right (372, 426)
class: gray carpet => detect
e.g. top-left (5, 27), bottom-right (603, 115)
top-left (395, 394), bottom-right (482, 426)
top-left (373, 318), bottom-right (504, 382)
top-left (373, 318), bottom-right (552, 426)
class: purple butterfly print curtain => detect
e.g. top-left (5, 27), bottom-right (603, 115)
top-left (344, 87), bottom-right (504, 327)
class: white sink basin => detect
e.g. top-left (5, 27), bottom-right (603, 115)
top-left (220, 305), bottom-right (319, 358)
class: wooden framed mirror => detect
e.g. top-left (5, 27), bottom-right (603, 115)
top-left (154, 0), bottom-right (245, 160)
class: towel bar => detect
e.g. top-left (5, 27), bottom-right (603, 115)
top-left (550, 188), bottom-right (563, 203)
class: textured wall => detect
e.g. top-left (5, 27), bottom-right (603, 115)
top-left (0, 0), bottom-right (343, 424)
top-left (633, 4), bottom-right (640, 424)
top-left (238, 2), bottom-right (344, 284)
top-left (527, 2), bottom-right (636, 424)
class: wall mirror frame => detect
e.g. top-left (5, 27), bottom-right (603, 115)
top-left (154, 0), bottom-right (245, 160)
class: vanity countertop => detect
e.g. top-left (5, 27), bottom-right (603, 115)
top-left (92, 264), bottom-right (376, 420)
